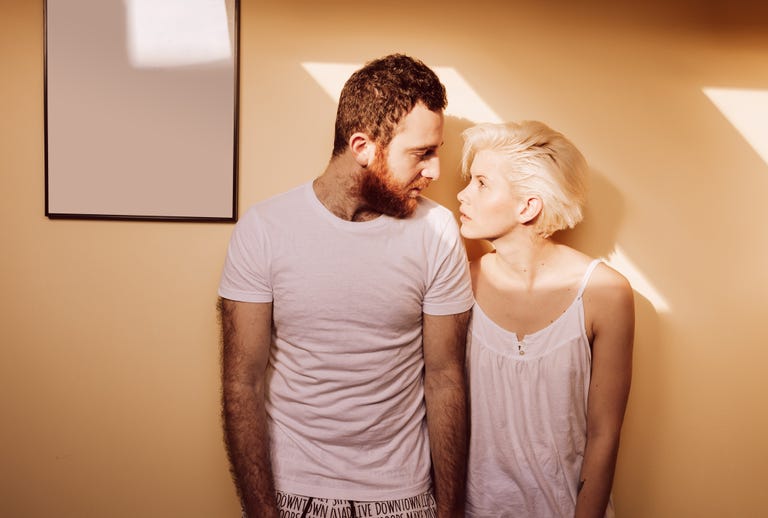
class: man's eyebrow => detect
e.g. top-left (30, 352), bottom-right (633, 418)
top-left (408, 142), bottom-right (444, 152)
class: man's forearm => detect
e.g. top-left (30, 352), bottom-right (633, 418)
top-left (222, 382), bottom-right (278, 518)
top-left (219, 298), bottom-right (278, 518)
top-left (424, 367), bottom-right (468, 517)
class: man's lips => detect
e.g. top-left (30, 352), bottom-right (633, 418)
top-left (407, 180), bottom-right (430, 196)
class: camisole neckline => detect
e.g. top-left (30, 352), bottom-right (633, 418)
top-left (473, 259), bottom-right (601, 345)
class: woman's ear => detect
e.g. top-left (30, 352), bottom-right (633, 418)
top-left (519, 196), bottom-right (543, 224)
top-left (350, 133), bottom-right (375, 167)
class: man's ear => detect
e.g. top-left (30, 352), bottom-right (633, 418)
top-left (519, 196), bottom-right (543, 224)
top-left (349, 132), bottom-right (375, 167)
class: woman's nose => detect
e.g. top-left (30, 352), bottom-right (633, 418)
top-left (457, 185), bottom-right (468, 203)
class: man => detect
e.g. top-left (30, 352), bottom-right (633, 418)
top-left (218, 54), bottom-right (473, 518)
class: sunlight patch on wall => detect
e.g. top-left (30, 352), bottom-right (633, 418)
top-left (123, 0), bottom-right (231, 68)
top-left (703, 87), bottom-right (768, 167)
top-left (301, 62), bottom-right (502, 123)
top-left (605, 245), bottom-right (670, 313)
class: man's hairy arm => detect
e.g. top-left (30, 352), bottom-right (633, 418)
top-left (218, 297), bottom-right (278, 518)
top-left (422, 310), bottom-right (471, 518)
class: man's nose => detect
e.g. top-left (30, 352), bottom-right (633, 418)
top-left (421, 156), bottom-right (440, 181)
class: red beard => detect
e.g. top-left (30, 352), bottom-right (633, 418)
top-left (359, 149), bottom-right (429, 218)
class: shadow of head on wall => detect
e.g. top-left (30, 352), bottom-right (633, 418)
top-left (555, 167), bottom-right (625, 260)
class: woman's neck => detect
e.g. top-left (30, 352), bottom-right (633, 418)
top-left (489, 231), bottom-right (558, 288)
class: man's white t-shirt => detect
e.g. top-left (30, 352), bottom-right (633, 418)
top-left (219, 182), bottom-right (473, 501)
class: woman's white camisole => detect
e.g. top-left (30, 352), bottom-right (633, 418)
top-left (466, 259), bottom-right (614, 518)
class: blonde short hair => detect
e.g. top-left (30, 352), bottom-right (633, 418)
top-left (461, 121), bottom-right (588, 238)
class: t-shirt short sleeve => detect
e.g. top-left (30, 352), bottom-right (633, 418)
top-left (422, 213), bottom-right (473, 316)
top-left (218, 209), bottom-right (273, 303)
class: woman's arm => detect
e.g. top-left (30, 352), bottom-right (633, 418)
top-left (575, 265), bottom-right (635, 518)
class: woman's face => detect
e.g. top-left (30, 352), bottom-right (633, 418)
top-left (457, 149), bottom-right (523, 241)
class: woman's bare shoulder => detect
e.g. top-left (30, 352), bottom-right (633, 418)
top-left (585, 261), bottom-right (634, 325)
top-left (592, 261), bottom-right (633, 293)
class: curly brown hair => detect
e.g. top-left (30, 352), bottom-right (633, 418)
top-left (332, 54), bottom-right (447, 157)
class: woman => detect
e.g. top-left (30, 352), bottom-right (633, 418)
top-left (458, 121), bottom-right (634, 518)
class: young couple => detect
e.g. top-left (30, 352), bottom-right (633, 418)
top-left (218, 54), bottom-right (634, 518)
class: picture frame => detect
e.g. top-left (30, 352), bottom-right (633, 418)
top-left (44, 0), bottom-right (239, 222)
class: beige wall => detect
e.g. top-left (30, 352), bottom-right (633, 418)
top-left (2, 0), bottom-right (768, 516)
